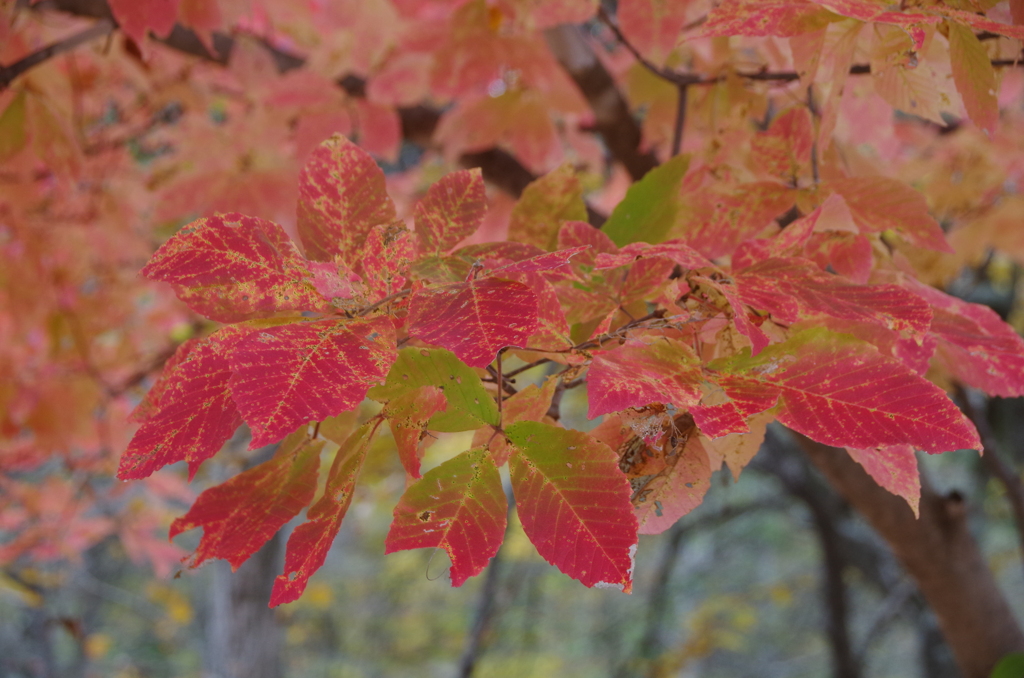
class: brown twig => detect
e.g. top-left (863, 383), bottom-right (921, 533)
top-left (0, 19), bottom-right (115, 90)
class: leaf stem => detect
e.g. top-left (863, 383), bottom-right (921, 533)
top-left (357, 289), bottom-right (410, 317)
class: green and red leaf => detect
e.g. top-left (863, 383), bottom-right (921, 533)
top-left (384, 386), bottom-right (448, 478)
top-left (715, 329), bottom-right (981, 453)
top-left (506, 422), bottom-right (638, 592)
top-left (385, 448), bottom-right (507, 587)
top-left (229, 317), bottom-right (397, 448)
top-left (369, 347), bottom-right (499, 432)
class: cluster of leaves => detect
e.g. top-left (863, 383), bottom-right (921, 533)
top-left (126, 127), bottom-right (1024, 605)
top-left (5, 0), bottom-right (1024, 614)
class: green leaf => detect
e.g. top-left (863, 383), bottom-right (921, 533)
top-left (368, 347), bottom-right (499, 431)
top-left (602, 153), bottom-right (690, 246)
top-left (990, 653), bottom-right (1024, 678)
top-left (508, 163), bottom-right (587, 251)
top-left (0, 91), bottom-right (28, 162)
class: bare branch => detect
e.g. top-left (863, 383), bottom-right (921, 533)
top-left (0, 19), bottom-right (115, 90)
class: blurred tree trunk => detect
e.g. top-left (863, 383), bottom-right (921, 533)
top-left (796, 433), bottom-right (1024, 678)
top-left (205, 440), bottom-right (284, 678)
top-left (206, 532), bottom-right (284, 678)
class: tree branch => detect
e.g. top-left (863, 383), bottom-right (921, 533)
top-left (795, 431), bottom-right (1024, 678)
top-left (543, 23), bottom-right (659, 181)
top-left (0, 18), bottom-right (115, 90)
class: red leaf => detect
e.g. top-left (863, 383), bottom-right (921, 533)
top-left (618, 0), bottom-right (694, 65)
top-left (120, 327), bottom-right (246, 480)
top-left (749, 106), bottom-right (814, 180)
top-left (930, 5), bottom-right (1024, 40)
top-left (690, 377), bottom-right (779, 438)
top-left (500, 270), bottom-right (573, 351)
top-left (414, 169), bottom-right (487, 255)
top-left (595, 239), bottom-right (714, 271)
top-left (690, 275), bottom-right (772, 356)
top-left (716, 328), bottom-right (981, 453)
top-left (142, 213), bottom-right (328, 323)
top-left (487, 245), bottom-right (590, 275)
top-left (697, 0), bottom-right (832, 37)
top-left (271, 421), bottom-right (381, 606)
top-left (229, 317), bottom-right (397, 448)
top-left (385, 448), bottom-right (507, 587)
top-left (682, 181), bottom-right (797, 259)
top-left (360, 222), bottom-right (413, 303)
top-left (108, 0), bottom-right (180, 44)
top-left (830, 177), bottom-right (952, 253)
top-left (633, 430), bottom-right (713, 535)
top-left (587, 336), bottom-right (703, 419)
top-left (171, 434), bottom-right (323, 570)
top-left (506, 422), bottom-right (638, 592)
top-left (846, 444), bottom-right (920, 516)
top-left (733, 257), bottom-right (933, 334)
top-left (297, 134), bottom-right (397, 264)
top-left (407, 278), bottom-right (539, 368)
top-left (383, 386), bottom-right (448, 478)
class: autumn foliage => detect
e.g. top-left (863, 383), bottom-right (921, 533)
top-left (4, 0), bottom-right (1024, 627)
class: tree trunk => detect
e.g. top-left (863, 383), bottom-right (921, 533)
top-left (796, 434), bottom-right (1024, 678)
top-left (206, 531), bottom-right (284, 678)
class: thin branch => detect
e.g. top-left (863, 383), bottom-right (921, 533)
top-left (0, 18), bottom-right (115, 90)
top-left (670, 84), bottom-right (688, 157)
top-left (356, 289), bottom-right (411, 317)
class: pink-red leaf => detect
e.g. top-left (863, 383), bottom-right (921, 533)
top-left (910, 283), bottom-right (1024, 397)
top-left (271, 421), bottom-right (381, 606)
top-left (587, 336), bottom-right (704, 419)
top-left (385, 448), bottom-right (507, 587)
top-left (506, 422), bottom-right (638, 592)
top-left (696, 0), bottom-right (832, 38)
top-left (108, 0), bottom-right (179, 44)
top-left (487, 245), bottom-right (590, 275)
top-left (846, 444), bottom-right (920, 516)
top-left (414, 169), bottom-right (487, 255)
top-left (830, 177), bottom-right (952, 253)
top-left (716, 328), bottom-right (981, 453)
top-left (407, 278), bottom-right (539, 368)
top-left (733, 257), bottom-right (932, 334)
top-left (171, 434), bottom-right (323, 570)
top-left (142, 213), bottom-right (328, 323)
top-left (229, 317), bottom-right (397, 448)
top-left (297, 134), bottom-right (397, 264)
top-left (120, 327), bottom-right (246, 480)
top-left (361, 222), bottom-right (413, 304)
